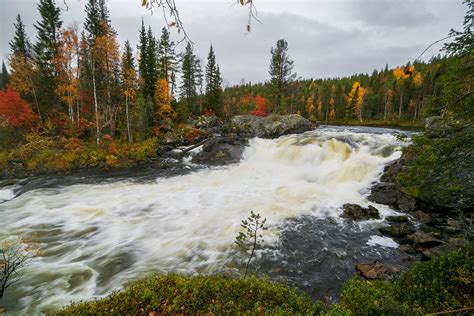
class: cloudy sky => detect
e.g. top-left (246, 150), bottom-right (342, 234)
top-left (0, 0), bottom-right (467, 85)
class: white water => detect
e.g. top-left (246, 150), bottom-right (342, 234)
top-left (0, 126), bottom-right (411, 314)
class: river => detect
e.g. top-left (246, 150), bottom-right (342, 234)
top-left (0, 125), bottom-right (415, 314)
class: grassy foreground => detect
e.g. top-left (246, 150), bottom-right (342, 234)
top-left (55, 246), bottom-right (473, 315)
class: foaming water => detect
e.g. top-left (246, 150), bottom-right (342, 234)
top-left (0, 126), bottom-right (412, 314)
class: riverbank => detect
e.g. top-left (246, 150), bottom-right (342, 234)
top-left (322, 119), bottom-right (425, 130)
top-left (54, 246), bottom-right (473, 315)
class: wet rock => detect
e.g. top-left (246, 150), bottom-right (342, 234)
top-left (192, 136), bottom-right (248, 166)
top-left (368, 182), bottom-right (417, 212)
top-left (190, 115), bottom-right (222, 134)
top-left (386, 215), bottom-right (409, 223)
top-left (406, 231), bottom-right (443, 248)
top-left (412, 210), bottom-right (433, 225)
top-left (342, 204), bottom-right (380, 220)
top-left (226, 114), bottom-right (315, 139)
top-left (355, 261), bottom-right (398, 280)
top-left (379, 223), bottom-right (415, 238)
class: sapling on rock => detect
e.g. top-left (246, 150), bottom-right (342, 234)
top-left (235, 210), bottom-right (268, 277)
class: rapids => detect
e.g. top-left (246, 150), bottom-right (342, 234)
top-left (0, 125), bottom-right (414, 314)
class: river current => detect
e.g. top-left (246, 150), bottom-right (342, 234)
top-left (0, 125), bottom-right (414, 314)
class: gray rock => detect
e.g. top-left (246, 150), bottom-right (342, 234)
top-left (386, 215), bottom-right (409, 223)
top-left (226, 114), bottom-right (315, 138)
top-left (379, 223), bottom-right (415, 238)
top-left (406, 231), bottom-right (443, 248)
top-left (342, 204), bottom-right (380, 220)
top-left (192, 136), bottom-right (248, 166)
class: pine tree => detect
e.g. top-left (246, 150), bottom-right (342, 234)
top-left (0, 62), bottom-right (10, 90)
top-left (157, 27), bottom-right (177, 95)
top-left (269, 39), bottom-right (296, 113)
top-left (33, 0), bottom-right (62, 115)
top-left (205, 45), bottom-right (222, 115)
top-left (180, 42), bottom-right (198, 114)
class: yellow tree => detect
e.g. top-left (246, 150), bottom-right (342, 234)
top-left (345, 81), bottom-right (361, 120)
top-left (154, 78), bottom-right (173, 131)
top-left (328, 97), bottom-right (336, 120)
top-left (393, 65), bottom-right (413, 119)
top-left (94, 22), bottom-right (121, 138)
top-left (121, 40), bottom-right (137, 142)
top-left (355, 86), bottom-right (366, 122)
top-left (316, 95), bottom-right (323, 119)
top-left (412, 71), bottom-right (423, 121)
top-left (54, 27), bottom-right (79, 124)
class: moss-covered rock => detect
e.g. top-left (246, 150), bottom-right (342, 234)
top-left (398, 120), bottom-right (474, 211)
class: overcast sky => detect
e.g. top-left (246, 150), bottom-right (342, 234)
top-left (0, 0), bottom-right (467, 86)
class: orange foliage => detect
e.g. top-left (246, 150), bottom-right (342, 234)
top-left (203, 108), bottom-right (215, 116)
top-left (250, 95), bottom-right (269, 116)
top-left (0, 88), bottom-right (38, 128)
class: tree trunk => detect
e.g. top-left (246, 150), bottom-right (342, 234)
top-left (398, 90), bottom-right (403, 119)
top-left (126, 94), bottom-right (132, 142)
top-left (92, 57), bottom-right (100, 148)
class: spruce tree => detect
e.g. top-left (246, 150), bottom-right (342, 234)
top-left (180, 42), bottom-right (198, 114)
top-left (157, 27), bottom-right (177, 94)
top-left (269, 39), bottom-right (296, 113)
top-left (33, 0), bottom-right (62, 113)
top-left (34, 0), bottom-right (62, 75)
top-left (10, 15), bottom-right (30, 56)
top-left (0, 61), bottom-right (10, 90)
top-left (145, 27), bottom-right (158, 99)
top-left (84, 0), bottom-right (109, 39)
top-left (138, 19), bottom-right (148, 87)
top-left (205, 45), bottom-right (222, 115)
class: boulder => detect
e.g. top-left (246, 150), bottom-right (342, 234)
top-left (386, 215), bottom-right (409, 223)
top-left (226, 114), bottom-right (315, 139)
top-left (355, 261), bottom-right (397, 280)
top-left (192, 136), bottom-right (248, 166)
top-left (342, 204), bottom-right (380, 220)
top-left (406, 231), bottom-right (443, 248)
top-left (368, 182), bottom-right (417, 212)
top-left (379, 223), bottom-right (415, 239)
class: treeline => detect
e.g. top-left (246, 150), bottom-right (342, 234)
top-left (0, 0), bottom-right (223, 147)
top-left (222, 55), bottom-right (464, 123)
top-left (1, 0), bottom-right (471, 150)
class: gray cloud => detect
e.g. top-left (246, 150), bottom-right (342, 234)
top-left (349, 0), bottom-right (436, 28)
top-left (0, 0), bottom-right (467, 85)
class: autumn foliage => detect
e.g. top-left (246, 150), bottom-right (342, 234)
top-left (0, 88), bottom-right (37, 128)
top-left (250, 95), bottom-right (269, 116)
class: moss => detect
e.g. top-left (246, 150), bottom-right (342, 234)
top-left (55, 275), bottom-right (321, 315)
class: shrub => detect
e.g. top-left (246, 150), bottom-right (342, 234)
top-left (55, 275), bottom-right (321, 315)
top-left (339, 246), bottom-right (474, 315)
top-left (396, 245), bottom-right (474, 313)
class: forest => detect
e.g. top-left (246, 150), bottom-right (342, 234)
top-left (1, 0), bottom-right (470, 153)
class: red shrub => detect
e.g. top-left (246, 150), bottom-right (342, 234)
top-left (0, 88), bottom-right (38, 128)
